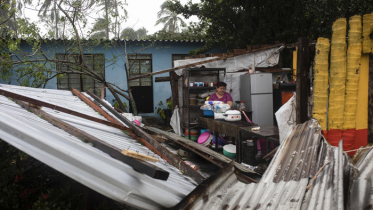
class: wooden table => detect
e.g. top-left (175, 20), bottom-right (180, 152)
top-left (198, 117), bottom-right (257, 161)
top-left (238, 125), bottom-right (280, 163)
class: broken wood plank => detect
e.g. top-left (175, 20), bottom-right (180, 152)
top-left (128, 43), bottom-right (284, 81)
top-left (14, 99), bottom-right (169, 180)
top-left (0, 88), bottom-right (131, 132)
top-left (121, 149), bottom-right (159, 162)
top-left (155, 76), bottom-right (171, 82)
top-left (129, 133), bottom-right (172, 164)
top-left (86, 90), bottom-right (205, 184)
top-left (263, 146), bottom-right (279, 161)
top-left (71, 88), bottom-right (122, 126)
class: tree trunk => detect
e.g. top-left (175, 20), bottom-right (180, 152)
top-left (104, 0), bottom-right (109, 39)
top-left (106, 83), bottom-right (128, 112)
top-left (54, 2), bottom-right (58, 38)
top-left (124, 64), bottom-right (138, 115)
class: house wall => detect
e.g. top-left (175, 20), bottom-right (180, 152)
top-left (0, 40), bottom-right (226, 118)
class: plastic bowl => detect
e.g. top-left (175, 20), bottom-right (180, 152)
top-left (223, 144), bottom-right (236, 158)
top-left (212, 136), bottom-right (227, 146)
top-left (184, 134), bottom-right (198, 141)
top-left (197, 132), bottom-right (212, 147)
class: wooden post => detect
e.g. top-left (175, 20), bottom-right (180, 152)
top-left (369, 54), bottom-right (373, 143)
top-left (100, 85), bottom-right (104, 100)
top-left (296, 37), bottom-right (310, 124)
top-left (170, 71), bottom-right (179, 109)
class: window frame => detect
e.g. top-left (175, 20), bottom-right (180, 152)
top-left (128, 54), bottom-right (152, 87)
top-left (56, 54), bottom-right (105, 96)
top-left (171, 54), bottom-right (188, 68)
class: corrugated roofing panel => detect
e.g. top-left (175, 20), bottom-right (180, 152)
top-left (349, 147), bottom-right (373, 209)
top-left (0, 84), bottom-right (197, 209)
top-left (178, 120), bottom-right (346, 210)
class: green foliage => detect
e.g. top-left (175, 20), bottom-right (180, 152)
top-left (155, 1), bottom-right (187, 33)
top-left (168, 0), bottom-right (373, 55)
top-left (156, 97), bottom-right (173, 119)
top-left (146, 27), bottom-right (203, 41)
top-left (112, 99), bottom-right (129, 109)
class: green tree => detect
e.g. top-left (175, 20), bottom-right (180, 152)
top-left (0, 0), bottom-right (143, 114)
top-left (38, 0), bottom-right (61, 39)
top-left (168, 0), bottom-right (373, 55)
top-left (90, 0), bottom-right (128, 39)
top-left (120, 26), bottom-right (148, 39)
top-left (155, 1), bottom-right (186, 33)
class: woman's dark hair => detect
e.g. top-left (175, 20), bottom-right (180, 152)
top-left (216, 82), bottom-right (227, 88)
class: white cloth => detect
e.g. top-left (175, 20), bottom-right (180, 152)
top-left (170, 106), bottom-right (182, 136)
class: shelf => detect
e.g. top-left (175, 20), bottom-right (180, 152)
top-left (188, 87), bottom-right (216, 90)
top-left (187, 105), bottom-right (204, 108)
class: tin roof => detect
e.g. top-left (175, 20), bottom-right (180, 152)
top-left (0, 84), bottom-right (196, 209)
top-left (175, 120), bottom-right (347, 210)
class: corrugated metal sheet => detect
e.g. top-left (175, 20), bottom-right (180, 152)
top-left (177, 120), bottom-right (347, 210)
top-left (349, 147), bottom-right (373, 210)
top-left (0, 84), bottom-right (196, 210)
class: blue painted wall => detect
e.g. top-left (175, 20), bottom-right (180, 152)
top-left (0, 40), bottom-right (226, 118)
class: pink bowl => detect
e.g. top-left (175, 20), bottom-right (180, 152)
top-left (198, 132), bottom-right (211, 144)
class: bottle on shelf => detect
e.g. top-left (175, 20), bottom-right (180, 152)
top-left (239, 101), bottom-right (246, 111)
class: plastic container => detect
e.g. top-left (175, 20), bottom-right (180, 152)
top-left (197, 132), bottom-right (212, 147)
top-left (200, 129), bottom-right (208, 133)
top-left (212, 136), bottom-right (227, 146)
top-left (239, 101), bottom-right (246, 111)
top-left (184, 134), bottom-right (198, 141)
top-left (223, 144), bottom-right (236, 158)
top-left (202, 108), bottom-right (214, 116)
top-left (185, 129), bottom-right (198, 136)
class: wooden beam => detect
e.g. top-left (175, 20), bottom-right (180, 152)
top-left (128, 43), bottom-right (285, 81)
top-left (0, 88), bottom-right (131, 132)
top-left (155, 76), bottom-right (171, 82)
top-left (14, 99), bottom-right (169, 180)
top-left (234, 49), bottom-right (246, 54)
top-left (296, 37), bottom-right (310, 124)
top-left (369, 54), bottom-right (373, 143)
top-left (247, 45), bottom-right (252, 52)
top-left (85, 90), bottom-right (206, 184)
top-left (71, 88), bottom-right (122, 126)
top-left (121, 149), bottom-right (160, 162)
top-left (170, 71), bottom-right (180, 108)
top-left (100, 85), bottom-right (104, 100)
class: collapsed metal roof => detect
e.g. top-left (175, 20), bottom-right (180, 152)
top-left (0, 84), bottom-right (196, 210)
top-left (174, 120), bottom-right (347, 210)
top-left (349, 146), bottom-right (373, 209)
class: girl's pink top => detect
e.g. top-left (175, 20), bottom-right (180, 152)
top-left (208, 92), bottom-right (233, 103)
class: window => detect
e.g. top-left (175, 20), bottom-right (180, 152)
top-left (172, 54), bottom-right (188, 67)
top-left (128, 54), bottom-right (152, 87)
top-left (127, 54), bottom-right (153, 113)
top-left (56, 54), bottom-right (105, 96)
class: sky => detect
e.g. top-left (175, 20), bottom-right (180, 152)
top-left (23, 0), bottom-right (201, 36)
top-left (125, 0), bottom-right (200, 34)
